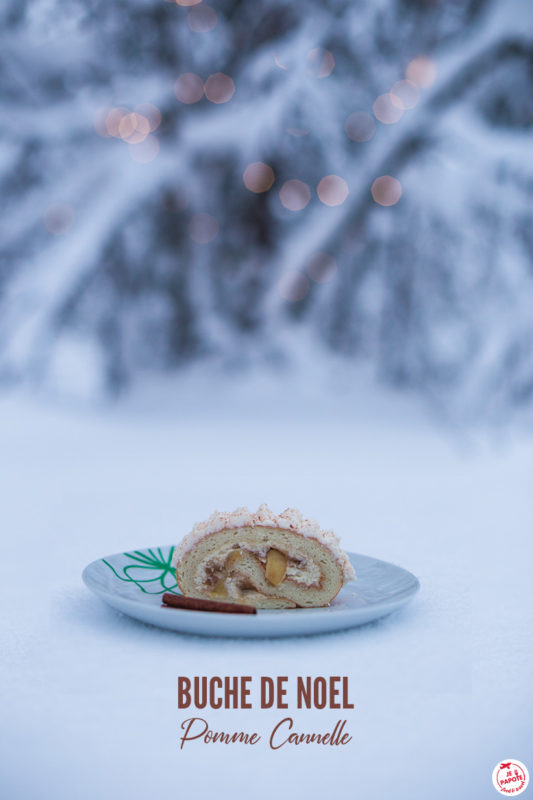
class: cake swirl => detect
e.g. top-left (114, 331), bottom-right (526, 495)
top-left (173, 504), bottom-right (355, 609)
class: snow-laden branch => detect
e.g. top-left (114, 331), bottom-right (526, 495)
top-left (268, 32), bottom-right (533, 319)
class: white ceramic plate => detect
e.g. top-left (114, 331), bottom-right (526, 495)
top-left (82, 546), bottom-right (419, 638)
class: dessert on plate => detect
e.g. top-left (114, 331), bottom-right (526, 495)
top-left (172, 504), bottom-right (355, 609)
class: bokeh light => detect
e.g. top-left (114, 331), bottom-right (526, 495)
top-left (278, 271), bottom-right (310, 301)
top-left (204, 73), bottom-right (235, 104)
top-left (274, 55), bottom-right (288, 70)
top-left (243, 162), bottom-right (275, 193)
top-left (105, 107), bottom-right (129, 137)
top-left (307, 48), bottom-right (335, 78)
top-left (129, 135), bottom-right (160, 163)
top-left (96, 106), bottom-right (161, 139)
top-left (175, 73), bottom-right (204, 104)
top-left (188, 213), bottom-right (219, 244)
top-left (371, 176), bottom-right (402, 206)
top-left (390, 80), bottom-right (419, 110)
top-left (406, 56), bottom-right (436, 88)
top-left (175, 0), bottom-right (202, 6)
top-left (305, 253), bottom-right (337, 283)
top-left (188, 5), bottom-right (218, 33)
top-left (43, 205), bottom-right (74, 234)
top-left (135, 103), bottom-right (162, 131)
top-left (317, 175), bottom-right (349, 207)
top-left (118, 112), bottom-right (150, 143)
top-left (279, 180), bottom-right (311, 211)
top-left (345, 111), bottom-right (375, 142)
top-left (373, 93), bottom-right (403, 124)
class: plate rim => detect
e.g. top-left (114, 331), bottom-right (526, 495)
top-left (82, 545), bottom-right (420, 621)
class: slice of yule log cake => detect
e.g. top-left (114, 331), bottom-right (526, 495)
top-left (172, 505), bottom-right (355, 609)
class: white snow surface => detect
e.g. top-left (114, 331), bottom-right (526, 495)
top-left (0, 372), bottom-right (531, 800)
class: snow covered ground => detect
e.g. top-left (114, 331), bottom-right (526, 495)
top-left (0, 372), bottom-right (531, 799)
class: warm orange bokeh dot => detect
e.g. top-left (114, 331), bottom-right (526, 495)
top-left (279, 180), bottom-right (311, 211)
top-left (118, 113), bottom-right (150, 143)
top-left (390, 80), bottom-right (419, 110)
top-left (373, 93), bottom-right (403, 124)
top-left (317, 175), bottom-right (349, 207)
top-left (105, 107), bottom-right (129, 137)
top-left (43, 205), bottom-right (74, 234)
top-left (243, 162), bottom-right (275, 193)
top-left (204, 73), bottom-right (235, 104)
top-left (406, 56), bottom-right (436, 88)
top-left (188, 5), bottom-right (217, 33)
top-left (129, 135), bottom-right (160, 163)
top-left (371, 176), bottom-right (402, 207)
top-left (175, 73), bottom-right (204, 104)
top-left (307, 48), bottom-right (335, 78)
top-left (97, 106), bottom-right (161, 139)
top-left (188, 213), bottom-right (219, 244)
top-left (345, 111), bottom-right (375, 142)
top-left (135, 103), bottom-right (162, 131)
top-left (278, 271), bottom-right (310, 302)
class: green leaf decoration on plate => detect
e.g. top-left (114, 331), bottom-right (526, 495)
top-left (103, 547), bottom-right (180, 595)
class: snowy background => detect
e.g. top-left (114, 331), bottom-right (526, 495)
top-left (1, 378), bottom-right (532, 799)
top-left (1, 0), bottom-right (533, 798)
top-left (1, 0), bottom-right (533, 413)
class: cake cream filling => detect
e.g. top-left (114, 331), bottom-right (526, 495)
top-left (197, 543), bottom-right (322, 600)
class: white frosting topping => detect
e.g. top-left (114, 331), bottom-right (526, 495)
top-left (172, 504), bottom-right (356, 584)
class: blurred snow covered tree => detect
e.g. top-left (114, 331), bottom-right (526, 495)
top-left (0, 0), bottom-right (532, 409)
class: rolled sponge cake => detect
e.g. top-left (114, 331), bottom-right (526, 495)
top-left (173, 504), bottom-right (355, 609)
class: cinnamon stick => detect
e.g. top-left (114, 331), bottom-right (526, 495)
top-left (161, 593), bottom-right (257, 615)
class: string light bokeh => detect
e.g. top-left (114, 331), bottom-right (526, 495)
top-left (278, 271), bottom-right (310, 301)
top-left (406, 56), bottom-right (437, 88)
top-left (373, 93), bottom-right (404, 124)
top-left (279, 180), bottom-right (311, 211)
top-left (317, 175), bottom-right (349, 207)
top-left (345, 112), bottom-right (375, 142)
top-left (175, 73), bottom-right (204, 103)
top-left (371, 176), bottom-right (402, 206)
top-left (203, 73), bottom-right (235, 104)
top-left (390, 80), bottom-right (420, 109)
top-left (89, 36), bottom-right (439, 311)
top-left (6, 0), bottom-right (529, 413)
top-left (243, 163), bottom-right (275, 193)
top-left (129, 135), bottom-right (160, 163)
top-left (307, 48), bottom-right (335, 78)
top-left (2, 16), bottom-right (532, 800)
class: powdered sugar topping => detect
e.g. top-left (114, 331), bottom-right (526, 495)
top-left (172, 504), bottom-right (356, 583)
